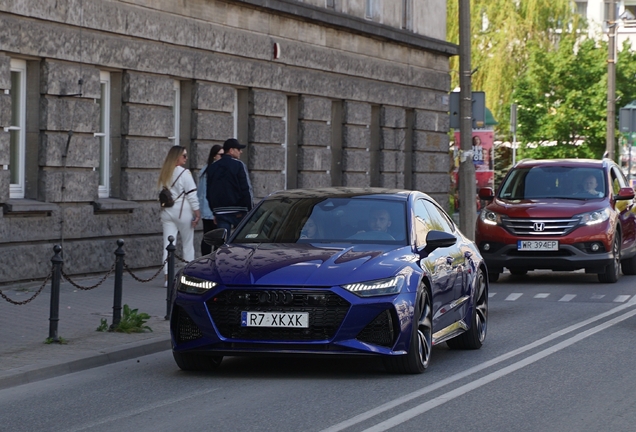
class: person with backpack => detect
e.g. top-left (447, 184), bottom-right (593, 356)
top-left (158, 145), bottom-right (200, 286)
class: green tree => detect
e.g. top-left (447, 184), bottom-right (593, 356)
top-left (447, 0), bottom-right (581, 133)
top-left (514, 35), bottom-right (607, 159)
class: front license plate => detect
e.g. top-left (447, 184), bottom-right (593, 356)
top-left (517, 240), bottom-right (559, 251)
top-left (241, 311), bottom-right (309, 328)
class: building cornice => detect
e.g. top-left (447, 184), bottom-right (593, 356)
top-left (229, 0), bottom-right (459, 57)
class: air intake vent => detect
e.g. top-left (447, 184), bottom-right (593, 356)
top-left (173, 306), bottom-right (203, 343)
top-left (357, 310), bottom-right (395, 347)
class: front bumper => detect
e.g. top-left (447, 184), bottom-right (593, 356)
top-left (170, 286), bottom-right (416, 357)
top-left (478, 242), bottom-right (613, 273)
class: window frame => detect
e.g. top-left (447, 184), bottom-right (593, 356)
top-left (8, 59), bottom-right (27, 199)
top-left (169, 80), bottom-right (180, 143)
top-left (97, 71), bottom-right (111, 198)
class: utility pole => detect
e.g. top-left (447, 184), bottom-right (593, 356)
top-left (458, 0), bottom-right (475, 239)
top-left (607, 0), bottom-right (616, 160)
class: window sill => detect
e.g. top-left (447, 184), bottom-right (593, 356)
top-left (2, 199), bottom-right (58, 217)
top-left (92, 198), bottom-right (139, 214)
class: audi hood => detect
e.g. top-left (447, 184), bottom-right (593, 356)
top-left (183, 243), bottom-right (414, 287)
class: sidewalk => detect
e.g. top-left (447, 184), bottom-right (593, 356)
top-left (0, 268), bottom-right (174, 390)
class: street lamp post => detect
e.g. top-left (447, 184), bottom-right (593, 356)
top-left (607, 0), bottom-right (617, 160)
top-left (458, 0), bottom-right (475, 239)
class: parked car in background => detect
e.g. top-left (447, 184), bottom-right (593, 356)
top-left (476, 158), bottom-right (636, 283)
top-left (170, 188), bottom-right (488, 374)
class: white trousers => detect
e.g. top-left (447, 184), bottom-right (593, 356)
top-left (161, 201), bottom-right (195, 273)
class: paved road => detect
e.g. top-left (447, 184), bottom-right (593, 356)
top-left (1, 270), bottom-right (636, 432)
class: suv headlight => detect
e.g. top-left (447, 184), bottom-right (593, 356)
top-left (342, 275), bottom-right (405, 297)
top-left (576, 208), bottom-right (610, 226)
top-left (480, 209), bottom-right (502, 226)
top-left (177, 275), bottom-right (217, 294)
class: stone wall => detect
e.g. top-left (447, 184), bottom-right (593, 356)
top-left (0, 0), bottom-right (455, 284)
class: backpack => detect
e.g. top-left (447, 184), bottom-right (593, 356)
top-left (159, 169), bottom-right (185, 208)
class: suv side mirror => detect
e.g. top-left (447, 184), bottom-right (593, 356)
top-left (478, 187), bottom-right (495, 201)
top-left (615, 187), bottom-right (635, 201)
top-left (203, 228), bottom-right (227, 250)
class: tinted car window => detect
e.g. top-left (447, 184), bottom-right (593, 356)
top-left (499, 166), bottom-right (606, 199)
top-left (233, 197), bottom-right (408, 245)
top-left (610, 166), bottom-right (628, 194)
top-left (413, 199), bottom-right (433, 248)
top-left (422, 200), bottom-right (454, 234)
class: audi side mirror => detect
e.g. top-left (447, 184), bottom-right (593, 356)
top-left (478, 187), bottom-right (495, 201)
top-left (203, 228), bottom-right (227, 250)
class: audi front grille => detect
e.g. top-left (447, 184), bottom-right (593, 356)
top-left (206, 289), bottom-right (350, 341)
top-left (502, 217), bottom-right (579, 236)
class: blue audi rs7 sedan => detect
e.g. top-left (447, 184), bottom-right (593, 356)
top-left (170, 188), bottom-right (488, 374)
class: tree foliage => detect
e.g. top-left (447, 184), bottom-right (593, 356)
top-left (447, 0), bottom-right (580, 132)
top-left (514, 36), bottom-right (607, 159)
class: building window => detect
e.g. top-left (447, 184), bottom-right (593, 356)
top-left (575, 1), bottom-right (587, 17)
top-left (8, 59), bottom-right (26, 199)
top-left (365, 0), bottom-right (376, 19)
top-left (326, 0), bottom-right (335, 8)
top-left (402, 0), bottom-right (412, 30)
top-left (97, 71), bottom-right (111, 198)
top-left (169, 80), bottom-right (180, 143)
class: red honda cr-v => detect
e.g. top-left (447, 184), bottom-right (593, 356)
top-left (475, 158), bottom-right (636, 283)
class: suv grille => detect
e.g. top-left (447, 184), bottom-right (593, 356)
top-left (502, 217), bottom-right (579, 236)
top-left (207, 289), bottom-right (350, 341)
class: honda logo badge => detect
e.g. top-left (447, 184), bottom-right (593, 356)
top-left (533, 222), bottom-right (545, 232)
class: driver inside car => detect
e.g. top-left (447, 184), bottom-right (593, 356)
top-left (583, 175), bottom-right (603, 197)
top-left (367, 208), bottom-right (392, 232)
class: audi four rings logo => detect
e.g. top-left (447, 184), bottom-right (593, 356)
top-left (533, 222), bottom-right (545, 232)
top-left (258, 290), bottom-right (294, 305)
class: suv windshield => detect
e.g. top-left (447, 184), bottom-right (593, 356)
top-left (499, 166), bottom-right (606, 200)
top-left (233, 197), bottom-right (408, 245)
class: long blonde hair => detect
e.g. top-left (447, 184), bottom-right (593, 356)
top-left (158, 145), bottom-right (186, 188)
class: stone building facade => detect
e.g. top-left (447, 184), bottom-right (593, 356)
top-left (0, 0), bottom-right (457, 284)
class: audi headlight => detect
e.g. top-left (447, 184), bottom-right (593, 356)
top-left (576, 208), bottom-right (610, 226)
top-left (342, 275), bottom-right (405, 297)
top-left (480, 209), bottom-right (502, 226)
top-left (177, 275), bottom-right (217, 294)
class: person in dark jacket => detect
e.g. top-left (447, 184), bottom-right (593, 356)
top-left (206, 138), bottom-right (253, 234)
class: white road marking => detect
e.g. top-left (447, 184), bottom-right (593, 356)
top-left (362, 307), bottom-right (636, 432)
top-left (559, 294), bottom-right (576, 302)
top-left (67, 387), bottom-right (220, 432)
top-left (320, 296), bottom-right (636, 432)
top-left (591, 294), bottom-right (605, 300)
top-left (534, 293), bottom-right (550, 299)
top-left (505, 293), bottom-right (523, 301)
top-left (614, 295), bottom-right (631, 303)
top-left (488, 293), bottom-right (497, 298)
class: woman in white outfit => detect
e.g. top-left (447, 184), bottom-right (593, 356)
top-left (158, 146), bottom-right (200, 285)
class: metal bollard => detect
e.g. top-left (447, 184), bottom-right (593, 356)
top-left (110, 239), bottom-right (125, 331)
top-left (49, 245), bottom-right (63, 343)
top-left (166, 235), bottom-right (176, 320)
